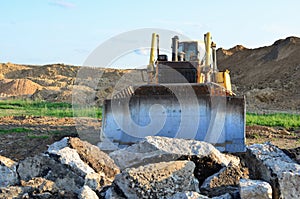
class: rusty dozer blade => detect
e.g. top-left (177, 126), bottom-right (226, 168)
top-left (101, 83), bottom-right (246, 152)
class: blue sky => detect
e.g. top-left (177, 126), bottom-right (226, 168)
top-left (1, 0), bottom-right (299, 67)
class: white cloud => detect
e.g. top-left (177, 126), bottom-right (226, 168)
top-left (48, 0), bottom-right (76, 9)
top-left (134, 48), bottom-right (149, 56)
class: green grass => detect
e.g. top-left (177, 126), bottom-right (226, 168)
top-left (0, 127), bottom-right (32, 134)
top-left (26, 134), bottom-right (49, 139)
top-left (246, 113), bottom-right (300, 128)
top-left (0, 99), bottom-right (102, 118)
top-left (0, 99), bottom-right (299, 129)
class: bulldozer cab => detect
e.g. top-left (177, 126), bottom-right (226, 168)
top-left (156, 40), bottom-right (205, 84)
top-left (156, 38), bottom-right (203, 84)
top-left (178, 41), bottom-right (202, 62)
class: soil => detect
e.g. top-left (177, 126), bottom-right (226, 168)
top-left (0, 116), bottom-right (299, 162)
top-left (217, 36), bottom-right (300, 113)
top-left (246, 125), bottom-right (300, 149)
top-left (0, 116), bottom-right (77, 161)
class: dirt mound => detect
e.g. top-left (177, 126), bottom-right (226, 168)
top-left (0, 63), bottom-right (129, 103)
top-left (0, 63), bottom-right (30, 79)
top-left (0, 79), bottom-right (42, 96)
top-left (220, 45), bottom-right (248, 56)
top-left (217, 36), bottom-right (300, 113)
top-left (0, 63), bottom-right (78, 80)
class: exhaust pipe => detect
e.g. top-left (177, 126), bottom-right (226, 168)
top-left (172, 36), bottom-right (179, 61)
top-left (211, 42), bottom-right (218, 72)
top-left (204, 32), bottom-right (212, 67)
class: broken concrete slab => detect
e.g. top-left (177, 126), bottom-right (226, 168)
top-left (110, 136), bottom-right (230, 171)
top-left (110, 136), bottom-right (234, 188)
top-left (47, 137), bottom-right (120, 190)
top-left (102, 186), bottom-right (126, 199)
top-left (168, 191), bottom-right (208, 199)
top-left (47, 137), bottom-right (69, 154)
top-left (79, 185), bottom-right (99, 199)
top-left (114, 160), bottom-right (198, 198)
top-left (168, 192), bottom-right (233, 199)
top-left (69, 137), bottom-right (120, 180)
top-left (201, 162), bottom-right (249, 192)
top-left (56, 147), bottom-right (95, 177)
top-left (17, 154), bottom-right (85, 194)
top-left (239, 178), bottom-right (272, 199)
top-left (245, 142), bottom-right (300, 199)
top-left (200, 186), bottom-right (239, 199)
top-left (0, 155), bottom-right (19, 187)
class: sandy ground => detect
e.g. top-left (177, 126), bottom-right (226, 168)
top-left (0, 116), bottom-right (299, 161)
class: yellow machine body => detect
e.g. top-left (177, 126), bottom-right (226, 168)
top-left (215, 70), bottom-right (233, 95)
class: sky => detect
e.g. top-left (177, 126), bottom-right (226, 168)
top-left (1, 0), bottom-right (300, 67)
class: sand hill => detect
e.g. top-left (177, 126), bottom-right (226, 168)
top-left (217, 36), bottom-right (300, 113)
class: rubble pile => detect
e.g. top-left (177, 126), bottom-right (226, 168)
top-left (0, 136), bottom-right (299, 198)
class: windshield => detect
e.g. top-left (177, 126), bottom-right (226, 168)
top-left (185, 43), bottom-right (197, 61)
top-left (178, 42), bottom-right (199, 61)
top-left (178, 43), bottom-right (184, 53)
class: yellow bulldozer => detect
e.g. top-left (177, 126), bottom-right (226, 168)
top-left (101, 32), bottom-right (246, 152)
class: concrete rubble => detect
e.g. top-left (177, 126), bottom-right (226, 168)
top-left (114, 160), bottom-right (198, 198)
top-left (239, 179), bottom-right (272, 199)
top-left (168, 192), bottom-right (232, 199)
top-left (0, 137), bottom-right (120, 198)
top-left (168, 191), bottom-right (209, 199)
top-left (244, 142), bottom-right (300, 199)
top-left (0, 155), bottom-right (19, 187)
top-left (79, 185), bottom-right (99, 199)
top-left (200, 162), bottom-right (249, 197)
top-left (0, 136), bottom-right (299, 198)
top-left (109, 136), bottom-right (231, 170)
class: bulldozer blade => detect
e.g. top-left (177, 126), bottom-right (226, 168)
top-left (101, 84), bottom-right (246, 152)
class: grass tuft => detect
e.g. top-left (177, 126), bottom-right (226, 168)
top-left (0, 99), bottom-right (101, 118)
top-left (246, 113), bottom-right (300, 128)
top-left (27, 134), bottom-right (49, 139)
top-left (0, 127), bottom-right (32, 134)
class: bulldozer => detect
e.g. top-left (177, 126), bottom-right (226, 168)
top-left (101, 32), bottom-right (246, 152)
